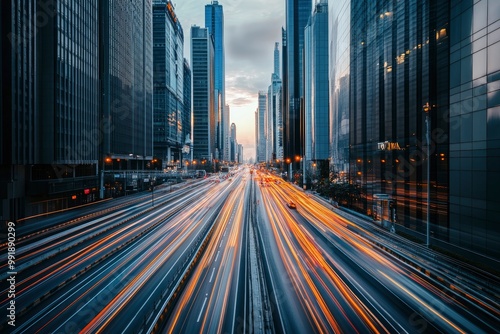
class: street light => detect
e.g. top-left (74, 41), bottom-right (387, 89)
top-left (151, 178), bottom-right (155, 207)
top-left (285, 158), bottom-right (291, 181)
top-left (104, 157), bottom-right (112, 198)
top-left (423, 102), bottom-right (431, 247)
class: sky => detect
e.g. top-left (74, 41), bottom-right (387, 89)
top-left (173, 0), bottom-right (285, 162)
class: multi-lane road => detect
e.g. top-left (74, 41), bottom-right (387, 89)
top-left (1, 167), bottom-right (499, 333)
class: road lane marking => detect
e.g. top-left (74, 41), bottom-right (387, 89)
top-left (215, 250), bottom-right (220, 262)
top-left (197, 297), bottom-right (208, 322)
top-left (209, 267), bottom-right (216, 283)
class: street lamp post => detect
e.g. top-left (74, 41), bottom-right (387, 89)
top-left (423, 102), bottom-right (431, 247)
top-left (285, 158), bottom-right (291, 181)
top-left (151, 178), bottom-right (155, 207)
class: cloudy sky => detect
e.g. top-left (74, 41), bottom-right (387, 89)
top-left (174, 0), bottom-right (285, 161)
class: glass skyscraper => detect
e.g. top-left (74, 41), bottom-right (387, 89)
top-left (284, 0), bottom-right (312, 164)
top-left (329, 0), bottom-right (499, 265)
top-left (152, 0), bottom-right (185, 168)
top-left (205, 1), bottom-right (227, 161)
top-left (328, 0), bottom-right (350, 177)
top-left (448, 0), bottom-right (500, 260)
top-left (268, 43), bottom-right (282, 163)
top-left (349, 0), bottom-right (450, 242)
top-left (304, 0), bottom-right (329, 166)
top-left (100, 0), bottom-right (153, 165)
top-left (191, 26), bottom-right (216, 161)
top-left (257, 91), bottom-right (268, 163)
top-left (183, 58), bottom-right (192, 158)
top-left (1, 1), bottom-right (100, 218)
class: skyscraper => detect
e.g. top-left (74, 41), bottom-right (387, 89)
top-left (205, 1), bottom-right (227, 161)
top-left (152, 0), bottom-right (185, 168)
top-left (284, 0), bottom-right (312, 165)
top-left (349, 0), bottom-right (450, 249)
top-left (183, 58), bottom-right (192, 160)
top-left (100, 0), bottom-right (153, 194)
top-left (255, 109), bottom-right (259, 163)
top-left (1, 1), bottom-right (100, 219)
top-left (257, 91), bottom-right (268, 163)
top-left (281, 28), bottom-right (288, 162)
top-left (225, 104), bottom-right (231, 161)
top-left (230, 123), bottom-right (237, 162)
top-left (328, 0), bottom-right (350, 178)
top-left (269, 43), bottom-right (283, 163)
top-left (191, 25), bottom-right (216, 161)
top-left (448, 0), bottom-right (500, 260)
top-left (274, 41), bottom-right (280, 75)
top-left (304, 0), bottom-right (329, 184)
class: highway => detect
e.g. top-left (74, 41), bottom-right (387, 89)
top-left (1, 167), bottom-right (498, 333)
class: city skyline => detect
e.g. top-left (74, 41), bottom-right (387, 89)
top-left (175, 0), bottom-right (285, 161)
top-left (1, 1), bottom-right (499, 332)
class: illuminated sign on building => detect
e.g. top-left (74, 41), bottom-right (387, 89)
top-left (84, 189), bottom-right (90, 195)
top-left (377, 141), bottom-right (401, 151)
top-left (166, 1), bottom-right (177, 23)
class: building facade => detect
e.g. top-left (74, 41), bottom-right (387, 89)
top-left (448, 0), bottom-right (500, 260)
top-left (328, 0), bottom-right (350, 178)
top-left (268, 43), bottom-right (283, 164)
top-left (152, 0), bottom-right (185, 168)
top-left (304, 0), bottom-right (329, 167)
top-left (284, 0), bottom-right (312, 166)
top-left (191, 26), bottom-right (216, 162)
top-left (349, 0), bottom-right (450, 247)
top-left (230, 123), bottom-right (237, 163)
top-left (257, 91), bottom-right (268, 163)
top-left (100, 0), bottom-right (153, 196)
top-left (1, 1), bottom-right (100, 219)
top-left (183, 58), bottom-right (192, 161)
top-left (205, 0), bottom-right (228, 161)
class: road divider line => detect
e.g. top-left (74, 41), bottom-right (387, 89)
top-left (209, 267), bottom-right (216, 283)
top-left (197, 297), bottom-right (208, 322)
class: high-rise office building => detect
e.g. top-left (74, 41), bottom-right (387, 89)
top-left (1, 1), bottom-right (100, 219)
top-left (269, 43), bottom-right (283, 163)
top-left (304, 0), bottom-right (329, 179)
top-left (230, 123), bottom-right (237, 162)
top-left (281, 28), bottom-right (288, 162)
top-left (100, 0), bottom-right (153, 195)
top-left (238, 144), bottom-right (244, 164)
top-left (284, 0), bottom-right (312, 165)
top-left (152, 0), bottom-right (185, 168)
top-left (448, 0), bottom-right (500, 260)
top-left (205, 1), bottom-right (227, 161)
top-left (255, 109), bottom-right (259, 163)
top-left (329, 0), bottom-right (499, 266)
top-left (183, 58), bottom-right (192, 158)
top-left (349, 0), bottom-right (450, 249)
top-left (191, 25), bottom-right (216, 161)
top-left (274, 41), bottom-right (280, 75)
top-left (224, 104), bottom-right (231, 161)
top-left (257, 91), bottom-right (268, 163)
top-left (328, 0), bottom-right (350, 178)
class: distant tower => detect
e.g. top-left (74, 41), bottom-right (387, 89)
top-left (1, 1), bottom-right (101, 217)
top-left (205, 1), bottom-right (228, 161)
top-left (304, 0), bottom-right (329, 162)
top-left (274, 42), bottom-right (280, 76)
top-left (230, 123), bottom-right (237, 162)
top-left (153, 1), bottom-right (186, 167)
top-left (284, 0), bottom-right (312, 162)
top-left (270, 42), bottom-right (283, 163)
top-left (257, 91), bottom-right (268, 163)
top-left (191, 26), bottom-right (216, 161)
